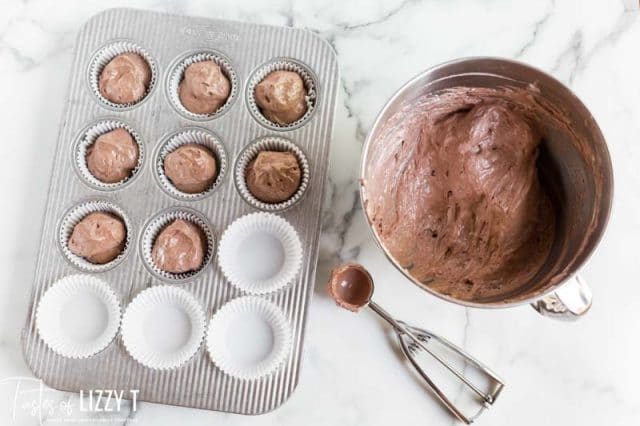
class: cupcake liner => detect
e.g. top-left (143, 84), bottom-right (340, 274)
top-left (74, 119), bottom-right (144, 190)
top-left (36, 275), bottom-right (121, 359)
top-left (88, 40), bottom-right (157, 109)
top-left (121, 286), bottom-right (206, 370)
top-left (166, 51), bottom-right (238, 120)
top-left (206, 296), bottom-right (292, 380)
top-left (235, 137), bottom-right (310, 211)
top-left (154, 128), bottom-right (228, 200)
top-left (58, 200), bottom-right (132, 273)
top-left (247, 59), bottom-right (317, 130)
top-left (140, 208), bottom-right (215, 282)
top-left (218, 212), bottom-right (302, 294)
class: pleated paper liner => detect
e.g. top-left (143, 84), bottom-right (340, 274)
top-left (166, 50), bottom-right (238, 121)
top-left (36, 274), bottom-right (121, 359)
top-left (88, 40), bottom-right (157, 110)
top-left (74, 119), bottom-right (144, 191)
top-left (140, 207), bottom-right (215, 282)
top-left (218, 212), bottom-right (302, 294)
top-left (154, 128), bottom-right (228, 201)
top-left (206, 296), bottom-right (292, 380)
top-left (246, 58), bottom-right (317, 130)
top-left (121, 285), bottom-right (206, 370)
top-left (234, 136), bottom-right (310, 212)
top-left (58, 199), bottom-right (132, 273)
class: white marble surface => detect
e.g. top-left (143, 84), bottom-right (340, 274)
top-left (1, 0), bottom-right (639, 424)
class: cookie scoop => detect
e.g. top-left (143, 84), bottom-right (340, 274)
top-left (328, 263), bottom-right (505, 424)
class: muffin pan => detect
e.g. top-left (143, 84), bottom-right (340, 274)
top-left (22, 8), bottom-right (338, 414)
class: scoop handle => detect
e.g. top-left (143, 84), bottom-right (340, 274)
top-left (531, 275), bottom-right (592, 320)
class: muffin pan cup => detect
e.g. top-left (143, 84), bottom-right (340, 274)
top-left (88, 40), bottom-right (157, 110)
top-left (121, 285), bottom-right (206, 370)
top-left (140, 207), bottom-right (216, 283)
top-left (58, 199), bottom-right (132, 273)
top-left (206, 296), bottom-right (293, 380)
top-left (166, 50), bottom-right (239, 121)
top-left (247, 58), bottom-right (318, 130)
top-left (73, 119), bottom-right (145, 190)
top-left (36, 275), bottom-right (121, 359)
top-left (235, 136), bottom-right (311, 211)
top-left (218, 212), bottom-right (303, 294)
top-left (154, 128), bottom-right (228, 201)
top-left (22, 8), bottom-right (339, 415)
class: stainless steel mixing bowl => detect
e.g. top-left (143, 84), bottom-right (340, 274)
top-left (360, 57), bottom-right (613, 320)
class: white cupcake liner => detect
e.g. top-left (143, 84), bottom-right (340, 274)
top-left (88, 40), bottom-right (157, 109)
top-left (206, 296), bottom-right (292, 380)
top-left (58, 200), bottom-right (131, 273)
top-left (74, 119), bottom-right (144, 190)
top-left (154, 128), bottom-right (228, 200)
top-left (247, 58), bottom-right (317, 130)
top-left (36, 275), bottom-right (121, 359)
top-left (166, 51), bottom-right (238, 120)
top-left (235, 137), bottom-right (310, 211)
top-left (140, 208), bottom-right (215, 282)
top-left (218, 212), bottom-right (302, 294)
top-left (121, 286), bottom-right (206, 370)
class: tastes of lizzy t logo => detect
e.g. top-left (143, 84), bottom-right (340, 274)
top-left (0, 377), bottom-right (139, 424)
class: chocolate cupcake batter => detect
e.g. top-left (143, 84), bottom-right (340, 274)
top-left (328, 263), bottom-right (374, 312)
top-left (151, 219), bottom-right (206, 274)
top-left (179, 60), bottom-right (230, 115)
top-left (255, 71), bottom-right (307, 125)
top-left (164, 144), bottom-right (217, 194)
top-left (245, 151), bottom-right (301, 203)
top-left (363, 87), bottom-right (558, 301)
top-left (68, 212), bottom-right (126, 264)
top-left (86, 128), bottom-right (139, 183)
top-left (99, 53), bottom-right (151, 104)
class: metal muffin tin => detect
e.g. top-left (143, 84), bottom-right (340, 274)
top-left (21, 8), bottom-right (338, 414)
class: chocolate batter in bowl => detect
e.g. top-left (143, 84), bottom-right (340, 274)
top-left (360, 57), bottom-right (613, 318)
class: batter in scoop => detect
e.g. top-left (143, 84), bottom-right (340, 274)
top-left (363, 87), bottom-right (557, 301)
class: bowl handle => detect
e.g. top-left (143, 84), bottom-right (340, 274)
top-left (530, 275), bottom-right (592, 320)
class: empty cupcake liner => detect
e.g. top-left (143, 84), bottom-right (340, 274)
top-left (88, 40), bottom-right (157, 109)
top-left (58, 200), bottom-right (132, 273)
top-left (36, 274), bottom-right (121, 359)
top-left (121, 285), bottom-right (206, 370)
top-left (154, 128), bottom-right (228, 200)
top-left (206, 296), bottom-right (292, 380)
top-left (235, 137), bottom-right (310, 212)
top-left (140, 208), bottom-right (215, 282)
top-left (218, 212), bottom-right (302, 294)
top-left (166, 50), bottom-right (238, 121)
top-left (246, 58), bottom-right (317, 130)
top-left (73, 119), bottom-right (144, 190)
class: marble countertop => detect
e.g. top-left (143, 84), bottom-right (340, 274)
top-left (1, 0), bottom-right (639, 424)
